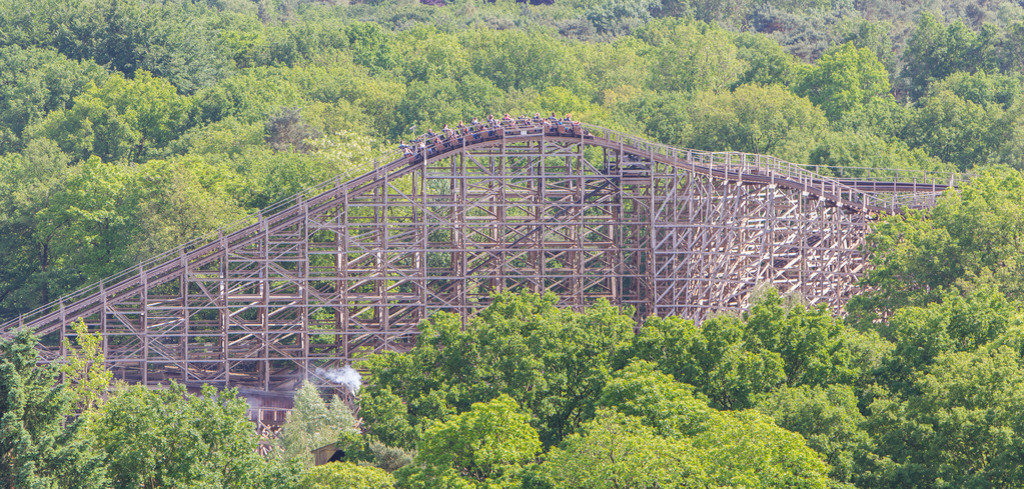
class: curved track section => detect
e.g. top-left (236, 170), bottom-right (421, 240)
top-left (0, 120), bottom-right (957, 423)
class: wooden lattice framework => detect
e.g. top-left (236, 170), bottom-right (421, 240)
top-left (0, 121), bottom-right (955, 424)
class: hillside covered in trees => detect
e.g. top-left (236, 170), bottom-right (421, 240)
top-left (5, 0), bottom-right (1024, 319)
top-left (5, 0), bottom-right (1024, 487)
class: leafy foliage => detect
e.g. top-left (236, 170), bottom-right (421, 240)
top-left (0, 45), bottom-right (108, 154)
top-left (274, 381), bottom-right (358, 464)
top-left (360, 292), bottom-right (637, 448)
top-left (59, 319), bottom-right (113, 412)
top-left (362, 292), bottom-right (857, 487)
top-left (851, 169), bottom-right (1024, 321)
top-left (541, 361), bottom-right (833, 489)
top-left (302, 462), bottom-right (396, 489)
top-left (0, 331), bottom-right (106, 489)
top-left (399, 395), bottom-right (540, 487)
top-left (633, 289), bottom-right (864, 409)
top-left (91, 382), bottom-right (262, 488)
top-left (537, 410), bottom-right (709, 489)
top-left (2, 0), bottom-right (1023, 322)
top-left (901, 13), bottom-right (998, 99)
top-left (868, 346), bottom-right (1024, 488)
top-left (3, 1), bottom-right (1024, 487)
top-left (30, 70), bottom-right (194, 163)
top-left (757, 385), bottom-right (875, 485)
top-left (793, 42), bottom-right (891, 121)
top-left (687, 83), bottom-right (827, 163)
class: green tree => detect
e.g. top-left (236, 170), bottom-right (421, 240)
top-left (462, 28), bottom-right (582, 93)
top-left (745, 6), bottom-right (838, 62)
top-left (905, 89), bottom-right (1000, 170)
top-left (91, 382), bottom-right (262, 488)
top-left (127, 1), bottom-right (235, 94)
top-left (996, 20), bottom-right (1024, 74)
top-left (254, 457), bottom-right (307, 489)
top-left (393, 75), bottom-right (504, 138)
top-left (360, 292), bottom-right (637, 448)
top-left (695, 409), bottom-right (832, 489)
top-left (542, 361), bottom-right (833, 488)
top-left (757, 384), bottom-right (875, 485)
top-left (0, 0), bottom-right (232, 94)
top-left (989, 98), bottom-right (1024, 170)
top-left (537, 409), bottom-right (708, 489)
top-left (263, 17), bottom-right (351, 67)
top-left (265, 107), bottom-right (322, 153)
top-left (169, 116), bottom-right (265, 157)
top-left (928, 71), bottom-right (1021, 110)
top-left (195, 67), bottom-right (305, 125)
top-left (578, 36), bottom-right (651, 97)
top-left (128, 155), bottom-right (247, 259)
top-left (392, 26), bottom-right (472, 83)
top-left (30, 70), bottom-right (194, 163)
top-left (0, 331), bottom-right (107, 488)
top-left (874, 288), bottom-right (1020, 393)
top-left (237, 129), bottom-right (383, 209)
top-left (0, 139), bottom-right (74, 316)
top-left (637, 18), bottom-right (746, 94)
top-left (618, 92), bottom-right (694, 146)
top-left (808, 131), bottom-right (952, 180)
top-left (275, 381), bottom-right (358, 464)
top-left (869, 346), bottom-right (1024, 488)
top-left (0, 45), bottom-right (108, 154)
top-left (633, 289), bottom-right (862, 409)
top-left (0, 147), bottom-right (246, 320)
top-left (59, 319), bottom-right (113, 412)
top-left (850, 169), bottom-right (1024, 321)
top-left (902, 13), bottom-right (997, 99)
top-left (687, 83), bottom-right (827, 164)
top-left (343, 21), bottom-right (397, 73)
top-left (833, 96), bottom-right (912, 141)
top-left (732, 31), bottom-right (797, 87)
top-left (585, 0), bottom-right (659, 35)
top-left (793, 42), bottom-right (891, 121)
top-left (302, 462), bottom-right (395, 489)
top-left (835, 18), bottom-right (898, 79)
top-left (399, 395), bottom-right (540, 488)
top-left (357, 387), bottom-right (417, 450)
top-left (32, 157), bottom-right (137, 292)
top-left (290, 62), bottom-right (406, 137)
top-left (597, 360), bottom-right (714, 437)
top-left (633, 313), bottom-right (784, 410)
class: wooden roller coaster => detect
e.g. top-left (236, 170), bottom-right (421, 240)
top-left (0, 119), bottom-right (959, 427)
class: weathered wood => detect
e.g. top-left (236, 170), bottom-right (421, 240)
top-left (0, 121), bottom-right (956, 428)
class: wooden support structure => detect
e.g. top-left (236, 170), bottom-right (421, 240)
top-left (0, 120), bottom-right (957, 428)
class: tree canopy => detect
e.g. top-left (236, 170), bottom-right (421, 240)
top-left (2, 0), bottom-right (1022, 321)
top-left (3, 1), bottom-right (1024, 488)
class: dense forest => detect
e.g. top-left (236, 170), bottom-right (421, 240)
top-left (6, 0), bottom-right (1024, 320)
top-left (4, 0), bottom-right (1024, 487)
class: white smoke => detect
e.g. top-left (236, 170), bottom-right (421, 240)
top-left (316, 366), bottom-right (362, 394)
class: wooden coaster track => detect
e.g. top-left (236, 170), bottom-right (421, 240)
top-left (0, 119), bottom-right (959, 425)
